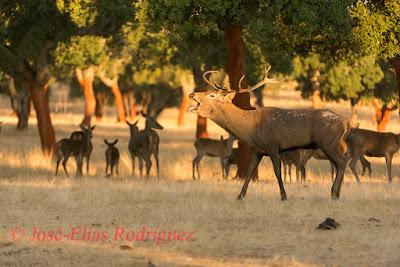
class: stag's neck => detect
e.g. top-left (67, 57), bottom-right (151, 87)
top-left (212, 105), bottom-right (257, 145)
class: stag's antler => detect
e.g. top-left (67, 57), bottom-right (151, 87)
top-left (238, 66), bottom-right (280, 93)
top-left (203, 71), bottom-right (228, 91)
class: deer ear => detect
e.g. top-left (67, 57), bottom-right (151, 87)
top-left (133, 119), bottom-right (139, 126)
top-left (80, 124), bottom-right (86, 130)
top-left (113, 139), bottom-right (118, 145)
top-left (104, 139), bottom-right (109, 145)
top-left (141, 111), bottom-right (147, 118)
top-left (125, 119), bottom-right (131, 126)
top-left (91, 125), bottom-right (96, 130)
top-left (224, 92), bottom-right (235, 102)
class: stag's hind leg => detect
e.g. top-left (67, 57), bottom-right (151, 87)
top-left (237, 152), bottom-right (263, 200)
top-left (322, 147), bottom-right (347, 200)
top-left (349, 156), bottom-right (361, 183)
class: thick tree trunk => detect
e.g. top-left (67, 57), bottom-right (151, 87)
top-left (123, 91), bottom-right (137, 120)
top-left (393, 58), bottom-right (400, 117)
top-left (177, 72), bottom-right (195, 126)
top-left (95, 91), bottom-right (106, 120)
top-left (110, 83), bottom-right (126, 122)
top-left (30, 82), bottom-right (56, 154)
top-left (177, 93), bottom-right (189, 126)
top-left (223, 25), bottom-right (258, 180)
top-left (76, 67), bottom-right (96, 127)
top-left (310, 69), bottom-right (322, 109)
top-left (192, 65), bottom-right (208, 138)
top-left (253, 88), bottom-right (264, 108)
top-left (350, 98), bottom-right (359, 127)
top-left (6, 75), bottom-right (30, 130)
top-left (372, 99), bottom-right (393, 132)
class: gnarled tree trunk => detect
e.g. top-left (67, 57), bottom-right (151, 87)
top-left (98, 73), bottom-right (127, 122)
top-left (30, 82), bottom-right (56, 154)
top-left (76, 67), bottom-right (96, 127)
top-left (95, 91), bottom-right (107, 120)
top-left (192, 65), bottom-right (208, 138)
top-left (310, 69), bottom-right (322, 109)
top-left (350, 98), bottom-right (359, 127)
top-left (372, 99), bottom-right (396, 132)
top-left (177, 72), bottom-right (194, 126)
top-left (223, 25), bottom-right (257, 180)
top-left (393, 58), bottom-right (400, 117)
top-left (5, 75), bottom-right (30, 130)
top-left (123, 90), bottom-right (137, 120)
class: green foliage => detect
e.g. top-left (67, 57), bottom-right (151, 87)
top-left (292, 54), bottom-right (326, 98)
top-left (351, 1), bottom-right (400, 59)
top-left (375, 62), bottom-right (398, 104)
top-left (320, 55), bottom-right (384, 102)
top-left (54, 36), bottom-right (107, 75)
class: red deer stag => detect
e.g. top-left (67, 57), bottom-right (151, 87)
top-left (188, 66), bottom-right (351, 201)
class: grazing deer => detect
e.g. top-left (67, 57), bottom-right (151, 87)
top-left (188, 66), bottom-right (351, 201)
top-left (104, 139), bottom-right (120, 177)
top-left (55, 126), bottom-right (94, 176)
top-left (140, 112), bottom-right (164, 178)
top-left (69, 125), bottom-right (95, 175)
top-left (347, 128), bottom-right (397, 182)
top-left (193, 135), bottom-right (235, 180)
top-left (126, 119), bottom-right (152, 177)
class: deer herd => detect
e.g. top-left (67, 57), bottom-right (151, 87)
top-left (54, 66), bottom-right (400, 202)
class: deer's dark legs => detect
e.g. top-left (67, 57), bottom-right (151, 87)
top-left (56, 156), bottom-right (62, 176)
top-left (220, 157), bottom-right (226, 180)
top-left (330, 163), bottom-right (336, 182)
top-left (145, 158), bottom-right (152, 178)
top-left (300, 165), bottom-right (306, 182)
top-left (270, 152), bottom-right (287, 201)
top-left (192, 154), bottom-right (203, 180)
top-left (324, 148), bottom-right (347, 200)
top-left (349, 157), bottom-right (361, 183)
top-left (75, 154), bottom-right (83, 177)
top-left (139, 157), bottom-right (143, 177)
top-left (295, 165), bottom-right (300, 182)
top-left (283, 163), bottom-right (287, 183)
top-left (131, 154), bottom-right (136, 176)
top-left (116, 159), bottom-right (119, 175)
top-left (237, 153), bottom-right (262, 200)
top-left (85, 154), bottom-right (91, 175)
top-left (154, 152), bottom-right (160, 178)
top-left (385, 153), bottom-right (393, 182)
top-left (360, 156), bottom-right (371, 177)
top-left (106, 162), bottom-right (109, 176)
top-left (62, 156), bottom-right (69, 176)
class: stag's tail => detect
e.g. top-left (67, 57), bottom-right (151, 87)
top-left (338, 119), bottom-right (352, 155)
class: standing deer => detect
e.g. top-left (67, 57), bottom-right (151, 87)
top-left (140, 112), bottom-right (164, 178)
top-left (193, 135), bottom-right (235, 180)
top-left (104, 139), bottom-right (120, 177)
top-left (347, 128), bottom-right (398, 182)
top-left (126, 119), bottom-right (153, 177)
top-left (70, 125), bottom-right (95, 175)
top-left (280, 149), bottom-right (314, 183)
top-left (224, 148), bottom-right (239, 179)
top-left (55, 126), bottom-right (94, 176)
top-left (188, 66), bottom-right (351, 201)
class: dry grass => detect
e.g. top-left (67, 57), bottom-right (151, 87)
top-left (0, 90), bottom-right (400, 266)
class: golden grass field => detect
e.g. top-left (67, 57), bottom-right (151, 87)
top-left (0, 90), bottom-right (400, 266)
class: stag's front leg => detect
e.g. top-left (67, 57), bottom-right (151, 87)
top-left (270, 152), bottom-right (287, 201)
top-left (385, 153), bottom-right (393, 182)
top-left (237, 152), bottom-right (262, 200)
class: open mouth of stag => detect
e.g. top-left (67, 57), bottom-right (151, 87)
top-left (188, 98), bottom-right (200, 112)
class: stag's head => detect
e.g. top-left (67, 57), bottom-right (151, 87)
top-left (126, 119), bottom-right (140, 135)
top-left (188, 66), bottom-right (279, 119)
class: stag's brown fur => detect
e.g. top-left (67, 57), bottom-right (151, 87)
top-left (189, 68), bottom-right (351, 200)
